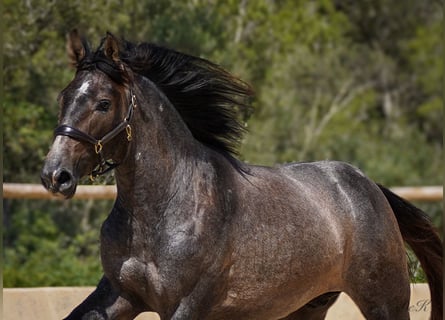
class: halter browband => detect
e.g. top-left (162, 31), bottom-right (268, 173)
top-left (54, 91), bottom-right (137, 179)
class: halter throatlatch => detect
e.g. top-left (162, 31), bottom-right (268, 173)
top-left (54, 91), bottom-right (137, 180)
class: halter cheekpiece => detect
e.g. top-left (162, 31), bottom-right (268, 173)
top-left (54, 90), bottom-right (137, 180)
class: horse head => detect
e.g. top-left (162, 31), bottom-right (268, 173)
top-left (41, 30), bottom-right (134, 198)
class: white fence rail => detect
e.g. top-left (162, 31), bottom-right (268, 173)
top-left (3, 183), bottom-right (117, 200)
top-left (2, 183), bottom-right (443, 201)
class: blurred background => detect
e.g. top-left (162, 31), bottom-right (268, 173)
top-left (3, 0), bottom-right (443, 287)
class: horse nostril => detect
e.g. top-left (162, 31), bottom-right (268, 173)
top-left (54, 168), bottom-right (73, 185)
top-left (58, 171), bottom-right (71, 184)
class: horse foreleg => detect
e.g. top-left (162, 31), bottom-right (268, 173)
top-left (64, 276), bottom-right (142, 320)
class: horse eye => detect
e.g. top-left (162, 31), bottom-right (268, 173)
top-left (96, 100), bottom-right (111, 112)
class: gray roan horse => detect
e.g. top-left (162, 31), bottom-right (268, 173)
top-left (41, 31), bottom-right (442, 320)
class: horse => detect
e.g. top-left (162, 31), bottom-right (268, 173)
top-left (41, 30), bottom-right (442, 320)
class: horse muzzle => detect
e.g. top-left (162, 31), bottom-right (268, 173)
top-left (41, 163), bottom-right (77, 199)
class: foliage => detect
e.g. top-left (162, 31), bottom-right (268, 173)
top-left (3, 198), bottom-right (113, 286)
top-left (3, 0), bottom-right (442, 287)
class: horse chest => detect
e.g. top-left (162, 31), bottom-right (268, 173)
top-left (100, 212), bottom-right (203, 304)
top-left (100, 227), bottom-right (167, 309)
top-left (100, 212), bottom-right (150, 282)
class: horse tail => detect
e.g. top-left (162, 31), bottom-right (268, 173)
top-left (378, 184), bottom-right (443, 320)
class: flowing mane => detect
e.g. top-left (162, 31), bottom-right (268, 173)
top-left (76, 36), bottom-right (254, 163)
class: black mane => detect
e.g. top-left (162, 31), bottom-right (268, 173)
top-left (77, 37), bottom-right (254, 165)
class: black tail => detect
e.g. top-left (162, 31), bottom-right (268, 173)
top-left (379, 185), bottom-right (443, 320)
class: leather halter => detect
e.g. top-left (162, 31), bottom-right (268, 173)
top-left (54, 91), bottom-right (137, 179)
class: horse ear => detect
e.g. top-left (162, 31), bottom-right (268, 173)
top-left (103, 32), bottom-right (121, 63)
top-left (66, 29), bottom-right (88, 67)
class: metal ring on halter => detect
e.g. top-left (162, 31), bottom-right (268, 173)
top-left (126, 125), bottom-right (132, 141)
top-left (95, 141), bottom-right (103, 154)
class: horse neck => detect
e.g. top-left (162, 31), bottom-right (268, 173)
top-left (112, 84), bottom-right (213, 218)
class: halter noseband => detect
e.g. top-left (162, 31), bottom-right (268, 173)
top-left (54, 91), bottom-right (137, 180)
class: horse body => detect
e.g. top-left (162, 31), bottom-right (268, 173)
top-left (93, 131), bottom-right (410, 320)
top-left (101, 157), bottom-right (410, 320)
top-left (41, 31), bottom-right (442, 320)
top-left (215, 162), bottom-right (408, 318)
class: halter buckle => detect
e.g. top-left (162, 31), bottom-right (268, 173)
top-left (126, 125), bottom-right (132, 141)
top-left (95, 141), bottom-right (103, 154)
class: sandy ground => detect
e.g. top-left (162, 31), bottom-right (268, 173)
top-left (3, 284), bottom-right (431, 320)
